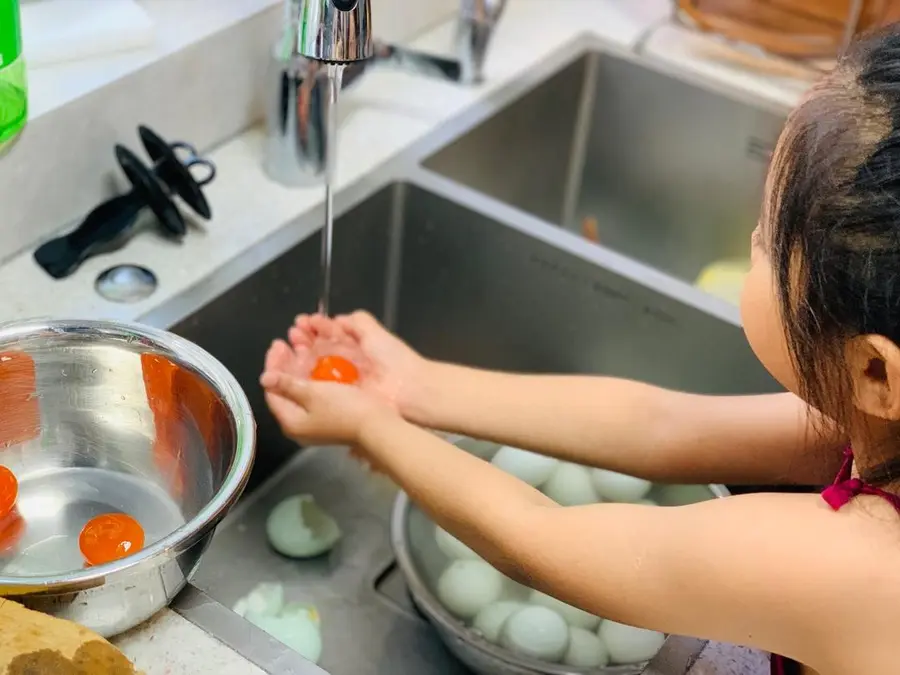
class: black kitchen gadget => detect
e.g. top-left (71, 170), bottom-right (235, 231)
top-left (139, 125), bottom-right (216, 220)
top-left (34, 126), bottom-right (217, 280)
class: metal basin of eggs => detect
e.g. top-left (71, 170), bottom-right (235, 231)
top-left (392, 437), bottom-right (727, 675)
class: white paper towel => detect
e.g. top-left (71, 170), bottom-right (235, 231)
top-left (20, 0), bottom-right (156, 68)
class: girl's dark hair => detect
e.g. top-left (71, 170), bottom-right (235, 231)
top-left (768, 28), bottom-right (900, 481)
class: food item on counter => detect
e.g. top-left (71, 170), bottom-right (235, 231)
top-left (233, 583), bottom-right (323, 664)
top-left (78, 513), bottom-right (145, 566)
top-left (563, 626), bottom-right (610, 667)
top-left (638, 498), bottom-right (659, 507)
top-left (437, 559), bottom-right (504, 619)
top-left (499, 605), bottom-right (570, 662)
top-left (541, 462), bottom-right (599, 506)
top-left (0, 597), bottom-right (139, 673)
top-left (590, 469), bottom-right (652, 503)
top-left (694, 259), bottom-right (751, 306)
top-left (0, 466), bottom-right (17, 519)
top-left (471, 601), bottom-right (523, 643)
top-left (266, 494), bottom-right (341, 559)
top-left (490, 446), bottom-right (559, 487)
top-left (310, 355), bottom-right (359, 384)
top-left (434, 525), bottom-right (480, 561)
top-left (528, 590), bottom-right (600, 631)
top-left (599, 619), bottom-right (666, 665)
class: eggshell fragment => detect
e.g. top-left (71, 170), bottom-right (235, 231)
top-left (266, 494), bottom-right (342, 558)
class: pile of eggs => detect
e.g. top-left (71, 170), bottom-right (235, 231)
top-left (426, 441), bottom-right (718, 671)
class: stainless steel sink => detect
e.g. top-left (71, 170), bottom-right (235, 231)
top-left (424, 50), bottom-right (787, 283)
top-left (159, 176), bottom-right (778, 675)
top-left (135, 39), bottom-right (789, 675)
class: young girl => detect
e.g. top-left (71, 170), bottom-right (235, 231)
top-left (259, 27), bottom-right (900, 675)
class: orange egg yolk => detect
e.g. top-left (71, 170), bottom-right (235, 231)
top-left (0, 466), bottom-right (18, 520)
top-left (310, 355), bottom-right (359, 384)
top-left (79, 513), bottom-right (145, 566)
top-left (0, 511), bottom-right (24, 554)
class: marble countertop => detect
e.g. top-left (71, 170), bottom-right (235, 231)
top-left (111, 610), bottom-right (267, 675)
top-left (1, 2), bottom-right (814, 673)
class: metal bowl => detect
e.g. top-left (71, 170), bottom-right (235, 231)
top-left (0, 319), bottom-right (255, 637)
top-left (391, 438), bottom-right (729, 675)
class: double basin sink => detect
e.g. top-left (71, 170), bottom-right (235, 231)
top-left (143, 37), bottom-right (790, 675)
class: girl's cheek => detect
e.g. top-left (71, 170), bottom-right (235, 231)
top-left (741, 263), bottom-right (798, 394)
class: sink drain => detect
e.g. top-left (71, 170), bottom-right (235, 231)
top-left (95, 265), bottom-right (158, 303)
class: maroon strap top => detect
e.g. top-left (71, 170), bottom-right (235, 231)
top-left (770, 448), bottom-right (900, 674)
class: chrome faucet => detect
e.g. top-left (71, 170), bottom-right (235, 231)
top-left (292, 0), bottom-right (373, 63)
top-left (263, 0), bottom-right (372, 186)
top-left (263, 0), bottom-right (507, 186)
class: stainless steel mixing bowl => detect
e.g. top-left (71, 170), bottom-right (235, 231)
top-left (0, 318), bottom-right (255, 637)
top-left (391, 437), bottom-right (729, 675)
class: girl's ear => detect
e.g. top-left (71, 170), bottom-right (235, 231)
top-left (846, 335), bottom-right (900, 420)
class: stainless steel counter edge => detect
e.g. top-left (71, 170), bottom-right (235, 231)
top-left (173, 583), bottom-right (330, 674)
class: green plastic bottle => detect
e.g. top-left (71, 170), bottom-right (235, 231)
top-left (0, 0), bottom-right (26, 155)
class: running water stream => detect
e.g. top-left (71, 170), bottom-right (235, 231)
top-left (318, 63), bottom-right (345, 316)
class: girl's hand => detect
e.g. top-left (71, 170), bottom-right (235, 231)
top-left (288, 311), bottom-right (430, 420)
top-left (260, 368), bottom-right (397, 447)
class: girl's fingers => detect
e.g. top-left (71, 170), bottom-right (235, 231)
top-left (265, 339), bottom-right (294, 372)
top-left (263, 391), bottom-right (307, 436)
top-left (288, 326), bottom-right (313, 349)
top-left (338, 310), bottom-right (381, 342)
top-left (261, 371), bottom-right (312, 406)
top-left (309, 313), bottom-right (336, 340)
top-left (294, 314), bottom-right (317, 336)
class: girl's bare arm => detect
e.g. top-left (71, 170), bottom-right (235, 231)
top-left (359, 413), bottom-right (867, 671)
top-left (408, 363), bottom-right (845, 485)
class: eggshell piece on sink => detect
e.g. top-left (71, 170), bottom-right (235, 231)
top-left (266, 494), bottom-right (342, 558)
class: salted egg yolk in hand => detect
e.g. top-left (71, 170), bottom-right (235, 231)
top-left (79, 513), bottom-right (145, 566)
top-left (310, 355), bottom-right (359, 384)
top-left (0, 466), bottom-right (18, 519)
